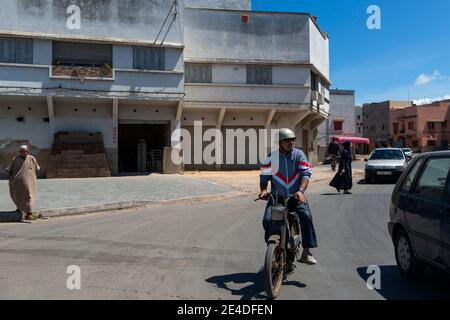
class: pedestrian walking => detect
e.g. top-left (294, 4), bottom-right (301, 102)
top-left (6, 145), bottom-right (40, 221)
top-left (329, 141), bottom-right (353, 194)
top-left (327, 137), bottom-right (340, 171)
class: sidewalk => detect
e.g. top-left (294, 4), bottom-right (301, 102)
top-left (0, 174), bottom-right (236, 220)
top-left (186, 164), bottom-right (365, 194)
top-left (0, 165), bottom-right (363, 221)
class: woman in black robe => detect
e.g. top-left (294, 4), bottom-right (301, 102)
top-left (329, 141), bottom-right (353, 194)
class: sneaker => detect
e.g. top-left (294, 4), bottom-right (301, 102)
top-left (299, 250), bottom-right (317, 265)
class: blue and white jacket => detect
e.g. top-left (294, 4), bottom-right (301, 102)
top-left (260, 148), bottom-right (312, 197)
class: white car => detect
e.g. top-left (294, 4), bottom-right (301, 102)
top-left (365, 148), bottom-right (408, 184)
top-left (402, 148), bottom-right (413, 159)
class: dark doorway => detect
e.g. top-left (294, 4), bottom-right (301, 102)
top-left (118, 123), bottom-right (169, 173)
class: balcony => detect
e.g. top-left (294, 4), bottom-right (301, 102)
top-left (0, 63), bottom-right (184, 100)
top-left (184, 83), bottom-right (311, 105)
top-left (51, 65), bottom-right (113, 80)
top-left (311, 90), bottom-right (325, 105)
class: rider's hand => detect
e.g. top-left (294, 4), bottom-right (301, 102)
top-left (296, 191), bottom-right (306, 204)
top-left (258, 190), bottom-right (270, 200)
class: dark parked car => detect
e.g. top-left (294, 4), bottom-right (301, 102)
top-left (389, 151), bottom-right (450, 278)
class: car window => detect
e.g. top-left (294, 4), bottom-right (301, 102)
top-left (413, 158), bottom-right (450, 202)
top-left (399, 158), bottom-right (424, 193)
top-left (370, 150), bottom-right (404, 160)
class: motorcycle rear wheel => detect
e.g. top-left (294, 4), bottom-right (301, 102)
top-left (264, 243), bottom-right (285, 299)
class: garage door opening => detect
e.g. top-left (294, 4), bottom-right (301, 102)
top-left (118, 123), bottom-right (169, 173)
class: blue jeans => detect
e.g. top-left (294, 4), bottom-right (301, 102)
top-left (263, 197), bottom-right (318, 249)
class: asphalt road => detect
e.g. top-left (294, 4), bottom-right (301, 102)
top-left (0, 175), bottom-right (449, 300)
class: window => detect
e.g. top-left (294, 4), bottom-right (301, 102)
top-left (428, 140), bottom-right (436, 147)
top-left (334, 121), bottom-right (343, 131)
top-left (400, 158), bottom-right (424, 193)
top-left (0, 37), bottom-right (33, 64)
top-left (357, 115), bottom-right (361, 121)
top-left (408, 122), bottom-right (415, 130)
top-left (443, 121), bottom-right (448, 128)
top-left (428, 122), bottom-right (436, 130)
top-left (369, 149), bottom-right (405, 160)
top-left (53, 41), bottom-right (112, 67)
top-left (185, 63), bottom-right (212, 83)
top-left (413, 158), bottom-right (450, 201)
top-left (393, 123), bottom-right (399, 134)
top-left (412, 140), bottom-right (419, 147)
top-left (311, 72), bottom-right (317, 91)
top-left (358, 127), bottom-right (362, 134)
top-left (133, 47), bottom-right (164, 70)
top-left (247, 65), bottom-right (272, 85)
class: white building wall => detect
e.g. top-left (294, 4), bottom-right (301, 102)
top-left (309, 19), bottom-right (330, 80)
top-left (317, 90), bottom-right (356, 148)
top-left (272, 66), bottom-right (310, 86)
top-left (212, 64), bottom-right (246, 84)
top-left (53, 101), bottom-right (113, 148)
top-left (0, 101), bottom-right (50, 149)
top-left (184, 9), bottom-right (311, 63)
top-left (185, 0), bottom-right (251, 10)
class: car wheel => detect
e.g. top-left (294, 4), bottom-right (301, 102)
top-left (365, 174), bottom-right (372, 184)
top-left (394, 229), bottom-right (426, 279)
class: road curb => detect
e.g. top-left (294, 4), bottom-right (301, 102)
top-left (30, 173), bottom-right (363, 219)
top-left (33, 192), bottom-right (247, 219)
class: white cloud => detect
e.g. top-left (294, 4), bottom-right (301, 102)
top-left (415, 70), bottom-right (446, 85)
top-left (413, 95), bottom-right (450, 105)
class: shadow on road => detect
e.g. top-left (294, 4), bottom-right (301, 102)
top-left (0, 211), bottom-right (22, 223)
top-left (357, 265), bottom-right (450, 300)
top-left (206, 269), bottom-right (307, 300)
top-left (206, 269), bottom-right (267, 300)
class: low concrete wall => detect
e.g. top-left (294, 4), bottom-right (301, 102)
top-left (0, 139), bottom-right (50, 179)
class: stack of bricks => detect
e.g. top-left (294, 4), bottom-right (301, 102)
top-left (47, 132), bottom-right (112, 179)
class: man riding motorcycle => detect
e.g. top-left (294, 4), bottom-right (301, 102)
top-left (258, 128), bottom-right (318, 265)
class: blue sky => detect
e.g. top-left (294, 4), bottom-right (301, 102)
top-left (252, 0), bottom-right (450, 105)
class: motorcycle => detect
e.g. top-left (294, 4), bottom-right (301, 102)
top-left (256, 193), bottom-right (302, 299)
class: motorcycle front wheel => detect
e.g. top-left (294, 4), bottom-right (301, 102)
top-left (264, 243), bottom-right (285, 299)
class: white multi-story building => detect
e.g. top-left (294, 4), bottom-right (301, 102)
top-left (317, 89), bottom-right (356, 161)
top-left (0, 0), bottom-right (330, 177)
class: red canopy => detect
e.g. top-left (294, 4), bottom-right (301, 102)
top-left (331, 136), bottom-right (370, 145)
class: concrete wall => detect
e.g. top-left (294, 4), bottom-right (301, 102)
top-left (363, 101), bottom-right (412, 146)
top-left (355, 106), bottom-right (363, 137)
top-left (0, 99), bottom-right (51, 178)
top-left (317, 90), bottom-right (355, 148)
top-left (309, 19), bottom-right (329, 80)
top-left (209, 64), bottom-right (310, 85)
top-left (185, 0), bottom-right (251, 10)
top-left (330, 91), bottom-right (356, 136)
top-left (184, 84), bottom-right (310, 104)
top-left (184, 9), bottom-right (311, 63)
top-left (0, 0), bottom-right (183, 45)
top-left (0, 64), bottom-right (184, 98)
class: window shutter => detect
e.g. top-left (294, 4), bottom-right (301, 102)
top-left (134, 47), bottom-right (165, 70)
top-left (185, 63), bottom-right (211, 83)
top-left (247, 65), bottom-right (272, 85)
top-left (14, 39), bottom-right (33, 64)
top-left (0, 38), bottom-right (14, 63)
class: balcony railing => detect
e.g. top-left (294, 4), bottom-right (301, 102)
top-left (52, 65), bottom-right (113, 80)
